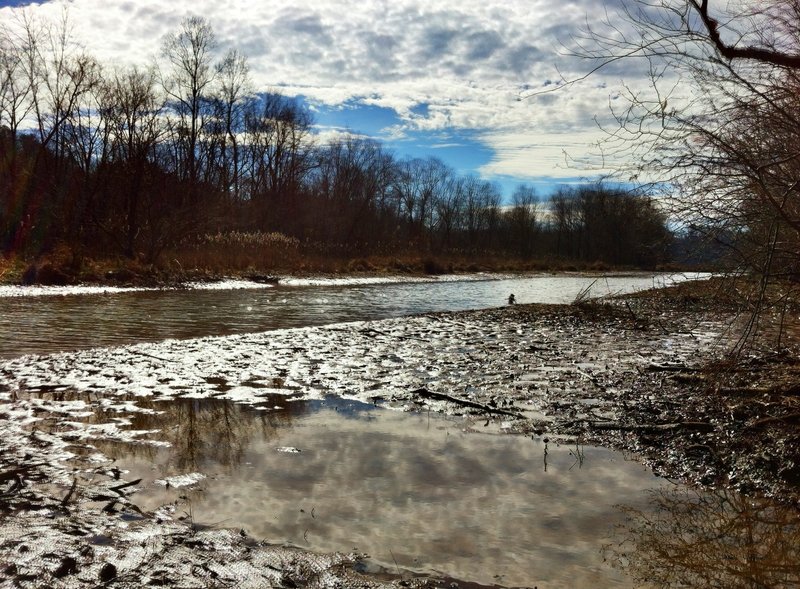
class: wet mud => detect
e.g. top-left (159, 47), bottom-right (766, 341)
top-left (1, 289), bottom-right (799, 587)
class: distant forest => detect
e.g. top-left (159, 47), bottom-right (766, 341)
top-left (0, 15), bottom-right (674, 273)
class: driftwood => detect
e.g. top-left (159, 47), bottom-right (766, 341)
top-left (25, 384), bottom-right (68, 392)
top-left (718, 386), bottom-right (773, 396)
top-left (358, 327), bottom-right (426, 342)
top-left (745, 412), bottom-right (800, 430)
top-left (0, 464), bottom-right (44, 482)
top-left (0, 463), bottom-right (46, 496)
top-left (586, 420), bottom-right (714, 433)
top-left (410, 387), bottom-right (525, 419)
top-left (109, 478), bottom-right (142, 495)
top-left (668, 372), bottom-right (708, 384)
top-left (61, 477), bottom-right (78, 506)
top-left (131, 350), bottom-right (172, 362)
top-left (645, 363), bottom-right (702, 373)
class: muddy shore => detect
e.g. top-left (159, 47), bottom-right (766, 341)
top-left (1, 283), bottom-right (799, 587)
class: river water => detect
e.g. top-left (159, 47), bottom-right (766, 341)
top-left (0, 272), bottom-right (700, 358)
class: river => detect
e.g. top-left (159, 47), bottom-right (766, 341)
top-left (4, 270), bottom-right (797, 588)
top-left (0, 272), bottom-right (702, 358)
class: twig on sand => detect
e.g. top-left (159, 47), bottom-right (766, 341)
top-left (410, 387), bottom-right (525, 419)
top-left (583, 420), bottom-right (714, 433)
top-left (109, 478), bottom-right (142, 495)
top-left (358, 327), bottom-right (426, 342)
top-left (61, 477), bottom-right (78, 506)
top-left (644, 363), bottom-right (702, 373)
top-left (0, 463), bottom-right (46, 497)
top-left (744, 412), bottom-right (800, 430)
top-left (130, 350), bottom-right (172, 362)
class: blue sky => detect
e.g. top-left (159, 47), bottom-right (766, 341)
top-left (310, 101), bottom-right (494, 178)
top-left (0, 0), bottom-right (652, 200)
top-left (308, 99), bottom-right (606, 196)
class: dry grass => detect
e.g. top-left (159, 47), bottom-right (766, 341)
top-left (0, 255), bottom-right (26, 283)
top-left (166, 231), bottom-right (302, 276)
top-left (1, 236), bottom-right (702, 286)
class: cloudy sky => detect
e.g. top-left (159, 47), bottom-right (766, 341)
top-left (0, 0), bottom-right (644, 197)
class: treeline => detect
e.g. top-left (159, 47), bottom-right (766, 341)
top-left (0, 14), bottom-right (672, 268)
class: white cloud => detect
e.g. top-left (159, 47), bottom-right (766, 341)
top-left (313, 125), bottom-right (372, 145)
top-left (478, 128), bottom-right (612, 180)
top-left (1, 0), bottom-right (663, 182)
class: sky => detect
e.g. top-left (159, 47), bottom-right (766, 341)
top-left (0, 0), bottom-right (650, 199)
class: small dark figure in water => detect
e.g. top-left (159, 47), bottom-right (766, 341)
top-left (508, 293), bottom-right (516, 305)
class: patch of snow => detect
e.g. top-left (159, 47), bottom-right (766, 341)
top-left (184, 280), bottom-right (275, 291)
top-left (276, 446), bottom-right (301, 453)
top-left (154, 472), bottom-right (207, 488)
top-left (0, 284), bottom-right (154, 298)
top-left (0, 279), bottom-right (274, 299)
top-left (278, 273), bottom-right (510, 287)
top-left (87, 453), bottom-right (111, 463)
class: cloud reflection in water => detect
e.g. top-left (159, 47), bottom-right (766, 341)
top-left (98, 399), bottom-right (667, 587)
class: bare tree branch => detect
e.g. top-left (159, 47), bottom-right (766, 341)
top-left (689, 0), bottom-right (800, 69)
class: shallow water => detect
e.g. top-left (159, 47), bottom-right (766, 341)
top-left (88, 397), bottom-right (664, 587)
top-left (0, 272), bottom-right (700, 358)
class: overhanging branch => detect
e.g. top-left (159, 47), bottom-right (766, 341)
top-left (690, 0), bottom-right (800, 69)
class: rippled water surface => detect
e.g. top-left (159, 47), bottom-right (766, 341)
top-left (1, 273), bottom-right (700, 358)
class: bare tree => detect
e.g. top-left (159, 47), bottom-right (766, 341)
top-left (242, 92), bottom-right (313, 229)
top-left (0, 23), bottom-right (34, 142)
top-left (11, 9), bottom-right (101, 160)
top-left (0, 8), bottom-right (102, 254)
top-left (161, 16), bottom-right (217, 201)
top-left (214, 49), bottom-right (250, 201)
top-left (98, 66), bottom-right (164, 258)
top-left (310, 135), bottom-right (393, 245)
top-left (505, 184), bottom-right (540, 257)
top-left (432, 169), bottom-right (463, 251)
top-left (605, 487), bottom-right (800, 588)
top-left (550, 188), bottom-right (579, 259)
top-left (392, 157), bottom-right (451, 248)
top-left (458, 176), bottom-right (502, 252)
top-left (576, 0), bottom-right (800, 343)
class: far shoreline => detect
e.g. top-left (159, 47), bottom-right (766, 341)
top-left (0, 268), bottom-right (710, 299)
top-left (0, 248), bottom-right (705, 289)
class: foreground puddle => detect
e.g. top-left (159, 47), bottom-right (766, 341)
top-left (84, 398), bottom-right (798, 588)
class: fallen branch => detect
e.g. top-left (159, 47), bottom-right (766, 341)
top-left (0, 463), bottom-right (46, 493)
top-left (718, 386), bottom-right (772, 396)
top-left (357, 327), bottom-right (426, 342)
top-left (61, 477), bottom-right (78, 506)
top-left (745, 412), bottom-right (800, 430)
top-left (0, 464), bottom-right (43, 481)
top-left (575, 368), bottom-right (605, 390)
top-left (585, 420), bottom-right (714, 433)
top-left (109, 478), bottom-right (142, 495)
top-left (25, 384), bottom-right (69, 392)
top-left (645, 363), bottom-right (701, 373)
top-left (130, 350), bottom-right (172, 362)
top-left (668, 372), bottom-right (708, 384)
top-left (410, 387), bottom-right (525, 419)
